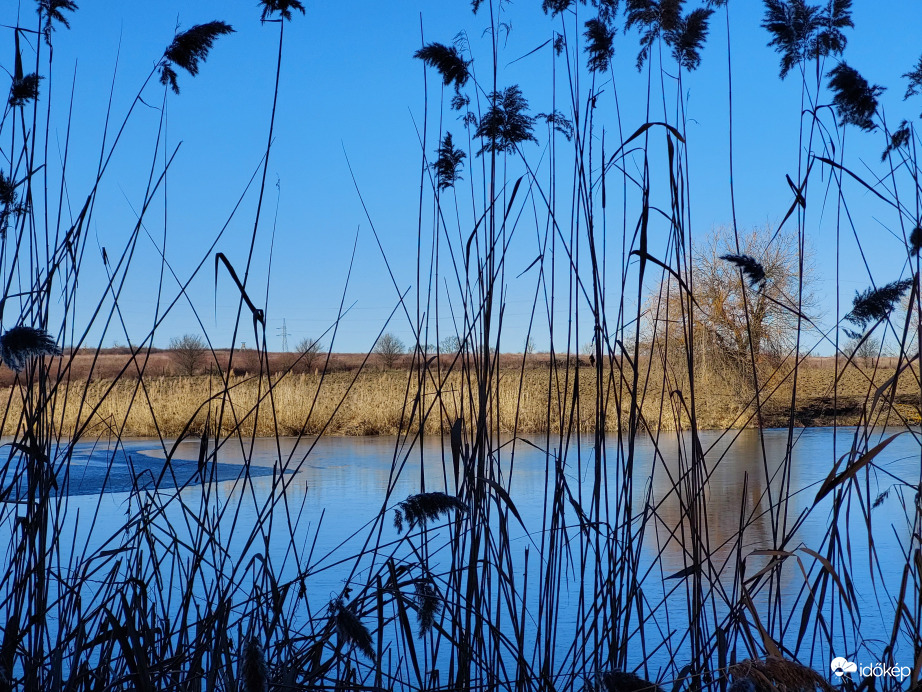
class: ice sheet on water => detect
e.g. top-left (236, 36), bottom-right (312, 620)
top-left (0, 440), bottom-right (276, 498)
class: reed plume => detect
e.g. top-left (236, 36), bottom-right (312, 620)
top-left (846, 277), bottom-right (913, 330)
top-left (0, 326), bottom-right (61, 372)
top-left (873, 489), bottom-right (890, 508)
top-left (667, 7), bottom-right (713, 71)
top-left (393, 492), bottom-right (467, 533)
top-left (538, 110), bottom-right (575, 141)
top-left (0, 171), bottom-right (21, 232)
top-left (329, 598), bottom-right (375, 660)
top-left (904, 54), bottom-right (922, 101)
top-left (160, 21), bottom-right (235, 94)
top-left (911, 225), bottom-right (922, 257)
top-left (813, 0), bottom-right (852, 61)
top-left (542, 0), bottom-right (573, 16)
top-left (474, 85), bottom-right (537, 155)
top-left (433, 132), bottom-right (466, 190)
top-left (0, 172), bottom-right (16, 207)
top-left (540, 0), bottom-right (623, 17)
top-left (8, 74), bottom-right (41, 107)
top-left (882, 120), bottom-right (911, 161)
top-left (38, 0), bottom-right (78, 43)
top-left (413, 577), bottom-right (442, 636)
top-left (241, 638), bottom-right (267, 692)
top-left (720, 253), bottom-right (766, 287)
top-left (763, 0), bottom-right (820, 79)
top-left (762, 0), bottom-right (851, 79)
top-left (623, 1), bottom-right (712, 72)
top-left (584, 18), bottom-right (616, 73)
top-left (624, 0), bottom-right (681, 70)
top-left (451, 92), bottom-right (470, 111)
top-left (414, 43), bottom-right (470, 90)
top-left (259, 0), bottom-right (306, 22)
top-left (827, 62), bottom-right (883, 132)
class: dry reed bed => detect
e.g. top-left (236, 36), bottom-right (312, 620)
top-left (7, 359), bottom-right (915, 438)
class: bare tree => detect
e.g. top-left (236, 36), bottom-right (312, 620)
top-left (169, 334), bottom-right (208, 376)
top-left (646, 224), bottom-right (815, 375)
top-left (439, 335), bottom-right (462, 355)
top-left (374, 333), bottom-right (405, 369)
top-left (296, 337), bottom-right (324, 371)
top-left (845, 335), bottom-right (880, 368)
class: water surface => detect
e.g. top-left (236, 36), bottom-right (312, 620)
top-left (6, 426), bottom-right (919, 683)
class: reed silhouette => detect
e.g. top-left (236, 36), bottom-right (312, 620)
top-left (1, 0), bottom-right (921, 690)
top-left (159, 21), bottom-right (235, 94)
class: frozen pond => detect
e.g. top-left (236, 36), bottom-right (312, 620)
top-left (2, 426), bottom-right (919, 685)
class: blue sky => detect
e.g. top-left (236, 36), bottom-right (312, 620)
top-left (2, 1), bottom-right (921, 355)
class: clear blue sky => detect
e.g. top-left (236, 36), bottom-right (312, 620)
top-left (2, 1), bottom-right (920, 355)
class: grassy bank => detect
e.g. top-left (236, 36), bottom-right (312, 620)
top-left (10, 355), bottom-right (917, 438)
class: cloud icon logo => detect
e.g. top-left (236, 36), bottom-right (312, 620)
top-left (830, 657), bottom-right (858, 676)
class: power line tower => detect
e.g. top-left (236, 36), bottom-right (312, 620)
top-left (278, 318), bottom-right (289, 352)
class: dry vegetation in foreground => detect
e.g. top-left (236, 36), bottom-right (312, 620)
top-left (7, 350), bottom-right (918, 438)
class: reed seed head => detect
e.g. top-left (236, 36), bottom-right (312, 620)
top-left (667, 8), bottom-right (713, 71)
top-left (8, 74), bottom-right (42, 108)
top-left (474, 85), bottom-right (537, 156)
top-left (414, 578), bottom-right (442, 637)
top-left (242, 637), bottom-right (267, 692)
top-left (0, 326), bottom-right (61, 372)
top-left (38, 0), bottom-right (78, 44)
top-left (433, 133), bottom-right (466, 190)
top-left (883, 121), bottom-right (912, 161)
top-left (330, 597), bottom-right (375, 660)
top-left (762, 0), bottom-right (852, 79)
top-left (827, 62), bottom-right (884, 132)
top-left (160, 21), bottom-right (235, 94)
top-left (0, 173), bottom-right (16, 207)
top-left (847, 278), bottom-right (913, 330)
top-left (911, 225), bottom-right (922, 257)
top-left (393, 492), bottom-right (468, 534)
top-left (905, 54), bottom-right (922, 101)
top-left (538, 110), bottom-right (575, 141)
top-left (720, 254), bottom-right (767, 287)
top-left (584, 18), bottom-right (616, 73)
top-left (259, 0), bottom-right (306, 22)
top-left (413, 43), bottom-right (470, 90)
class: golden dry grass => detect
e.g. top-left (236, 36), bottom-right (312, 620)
top-left (2, 355), bottom-right (917, 438)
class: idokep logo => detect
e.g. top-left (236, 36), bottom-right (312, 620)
top-left (830, 657), bottom-right (857, 677)
top-left (830, 657), bottom-right (911, 682)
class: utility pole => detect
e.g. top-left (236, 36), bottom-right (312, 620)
top-left (278, 318), bottom-right (288, 352)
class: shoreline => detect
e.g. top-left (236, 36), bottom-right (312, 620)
top-left (3, 360), bottom-right (917, 438)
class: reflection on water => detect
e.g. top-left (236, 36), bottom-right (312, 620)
top-left (166, 429), bottom-right (917, 647)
